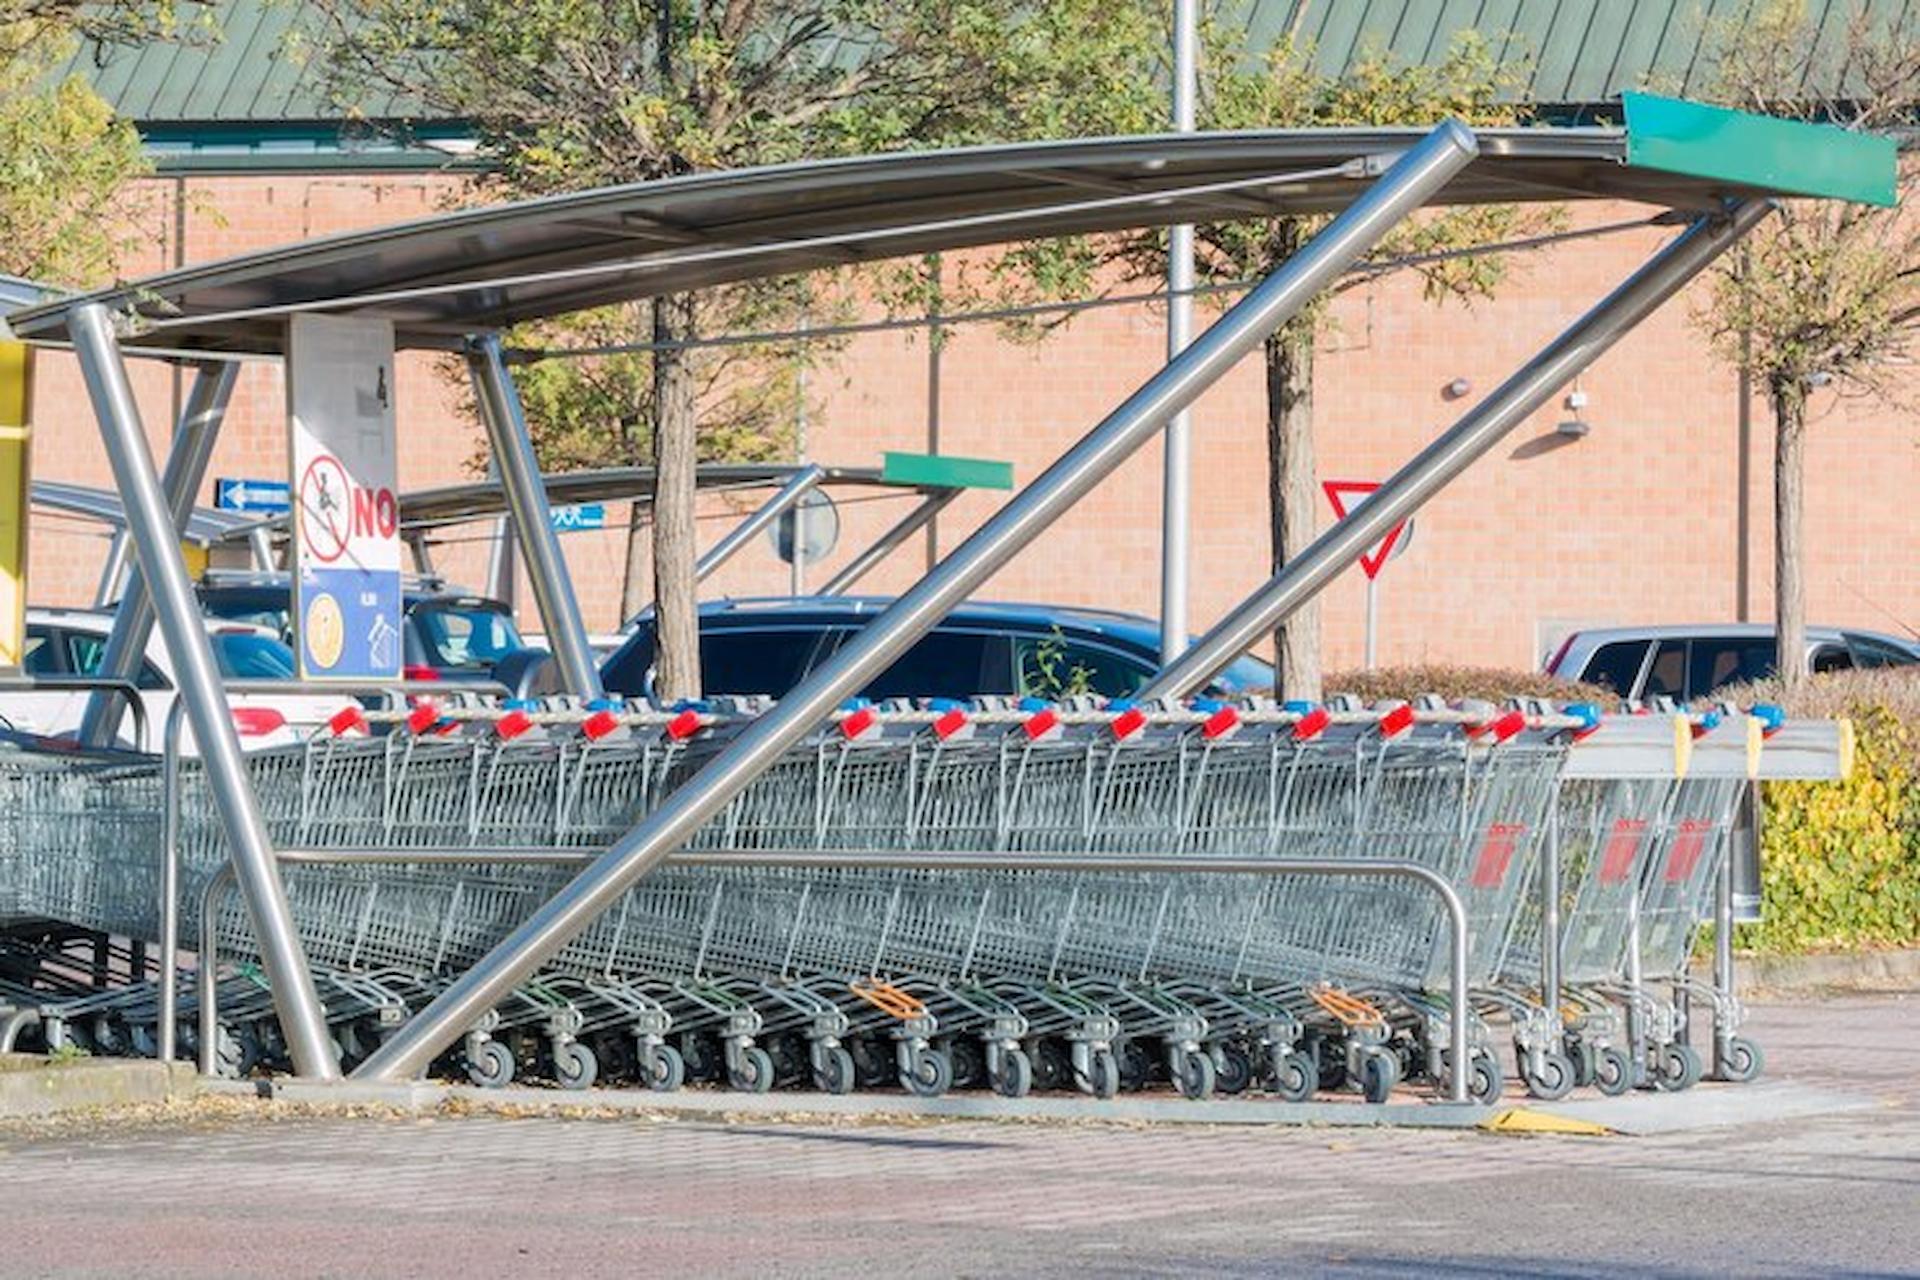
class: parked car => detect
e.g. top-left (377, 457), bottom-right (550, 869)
top-left (193, 572), bottom-right (527, 684)
top-left (592, 597), bottom-right (1276, 702)
top-left (1, 607), bottom-right (359, 751)
top-left (1545, 623), bottom-right (1920, 703)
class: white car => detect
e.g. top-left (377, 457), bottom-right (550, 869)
top-left (4, 607), bottom-right (361, 752)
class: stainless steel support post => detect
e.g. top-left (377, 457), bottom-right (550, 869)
top-left (69, 302), bottom-right (338, 1081)
top-left (247, 527), bottom-right (277, 571)
top-left (819, 490), bottom-right (959, 595)
top-left (93, 530), bottom-right (131, 607)
top-left (466, 334), bottom-right (603, 698)
top-left (696, 465), bottom-right (825, 583)
top-left (79, 362), bottom-right (237, 747)
top-left (1140, 200), bottom-right (1777, 700)
top-left (1159, 0), bottom-right (1196, 662)
top-left (354, 122), bottom-right (1481, 1083)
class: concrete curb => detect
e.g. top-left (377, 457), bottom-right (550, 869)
top-left (0, 1054), bottom-right (197, 1117)
top-left (1700, 948), bottom-right (1920, 996)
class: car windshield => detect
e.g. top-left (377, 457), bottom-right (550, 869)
top-left (412, 604), bottom-right (523, 670)
top-left (211, 632), bottom-right (299, 680)
top-left (1211, 654), bottom-right (1277, 695)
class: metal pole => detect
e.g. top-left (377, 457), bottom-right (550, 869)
top-left (1363, 575), bottom-right (1378, 670)
top-left (247, 526), bottom-right (276, 572)
top-left (78, 362), bottom-right (237, 747)
top-left (93, 530), bottom-right (131, 607)
top-left (819, 490), bottom-right (959, 595)
top-left (353, 123), bottom-right (1481, 1083)
top-left (466, 334), bottom-right (603, 698)
top-left (1160, 0), bottom-right (1197, 663)
top-left (1713, 797), bottom-right (1737, 1071)
top-left (1140, 199), bottom-right (1776, 701)
top-left (696, 465), bottom-right (825, 584)
top-left (68, 301), bottom-right (338, 1081)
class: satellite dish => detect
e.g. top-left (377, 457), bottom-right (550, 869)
top-left (769, 489), bottom-right (839, 564)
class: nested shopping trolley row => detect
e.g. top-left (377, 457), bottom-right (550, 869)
top-left (0, 694), bottom-right (1849, 1105)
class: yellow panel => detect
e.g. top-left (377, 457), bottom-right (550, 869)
top-left (0, 340), bottom-right (30, 670)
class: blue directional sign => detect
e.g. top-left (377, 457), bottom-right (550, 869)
top-left (549, 503), bottom-right (607, 533)
top-left (215, 477), bottom-right (292, 514)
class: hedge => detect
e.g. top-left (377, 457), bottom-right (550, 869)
top-left (1722, 670), bottom-right (1920, 954)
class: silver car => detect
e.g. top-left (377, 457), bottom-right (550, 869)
top-left (1545, 623), bottom-right (1920, 702)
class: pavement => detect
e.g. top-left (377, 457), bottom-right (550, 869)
top-left (0, 992), bottom-right (1915, 1278)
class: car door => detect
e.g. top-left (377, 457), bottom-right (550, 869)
top-left (1573, 640), bottom-right (1654, 699)
top-left (0, 625), bottom-right (74, 736)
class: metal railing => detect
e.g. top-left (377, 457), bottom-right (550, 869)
top-left (0, 675), bottom-right (151, 752)
top-left (190, 845), bottom-right (1474, 1103)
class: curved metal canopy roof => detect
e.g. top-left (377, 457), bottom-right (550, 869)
top-left (6, 97), bottom-right (1893, 356)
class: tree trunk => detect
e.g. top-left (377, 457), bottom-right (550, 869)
top-left (1772, 375), bottom-right (1808, 691)
top-left (651, 291), bottom-right (702, 700)
top-left (1265, 321), bottom-right (1320, 701)
top-left (620, 501), bottom-right (650, 622)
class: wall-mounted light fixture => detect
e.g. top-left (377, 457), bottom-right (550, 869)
top-left (1556, 386), bottom-right (1591, 438)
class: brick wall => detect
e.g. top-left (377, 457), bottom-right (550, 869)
top-left (23, 173), bottom-right (1920, 675)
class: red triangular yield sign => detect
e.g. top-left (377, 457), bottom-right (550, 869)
top-left (1322, 480), bottom-right (1408, 581)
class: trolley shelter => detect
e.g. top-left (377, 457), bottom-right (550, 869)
top-left (0, 93), bottom-right (1891, 1093)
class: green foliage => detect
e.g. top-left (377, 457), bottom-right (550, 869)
top-left (1322, 664), bottom-right (1614, 707)
top-left (307, 0), bottom-right (1164, 471)
top-left (1019, 628), bottom-right (1095, 699)
top-left (0, 1), bottom-right (174, 284)
top-left (1697, 2), bottom-right (1920, 403)
top-left (1720, 669), bottom-right (1920, 953)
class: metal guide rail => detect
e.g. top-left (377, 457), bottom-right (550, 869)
top-left (0, 691), bottom-right (1848, 1109)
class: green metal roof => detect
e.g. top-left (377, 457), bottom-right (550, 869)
top-left (1244, 1), bottom-right (1911, 114)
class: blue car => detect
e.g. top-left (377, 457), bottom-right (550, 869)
top-left (596, 597), bottom-right (1274, 702)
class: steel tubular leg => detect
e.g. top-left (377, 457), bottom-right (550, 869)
top-left (696, 464), bottom-right (825, 583)
top-left (78, 362), bottom-right (237, 747)
top-left (159, 700), bottom-right (187, 1064)
top-left (820, 490), bottom-right (958, 595)
top-left (354, 121), bottom-right (1481, 1083)
top-left (93, 530), bottom-right (130, 607)
top-left (69, 302), bottom-right (339, 1081)
top-left (1139, 198), bottom-right (1778, 701)
top-left (466, 334), bottom-right (603, 698)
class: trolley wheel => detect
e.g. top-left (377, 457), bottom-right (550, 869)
top-left (233, 1026), bottom-right (265, 1077)
top-left (1523, 1050), bottom-right (1576, 1102)
top-left (552, 1040), bottom-right (598, 1091)
top-left (847, 1036), bottom-right (893, 1089)
top-left (1213, 1042), bottom-right (1254, 1096)
top-left (814, 1045), bottom-right (856, 1096)
top-left (1273, 1050), bottom-right (1318, 1103)
top-left (1593, 1046), bottom-right (1633, 1097)
top-left (1174, 1048), bottom-right (1216, 1101)
top-left (1083, 1048), bottom-right (1120, 1100)
top-left (1652, 1042), bottom-right (1702, 1093)
top-left (903, 1044), bottom-right (953, 1099)
top-left (728, 1045), bottom-right (776, 1094)
top-left (212, 1026), bottom-right (246, 1081)
top-left (767, 1031), bottom-right (810, 1088)
top-left (991, 1047), bottom-right (1033, 1100)
top-left (1115, 1038), bottom-right (1152, 1093)
top-left (1360, 1050), bottom-right (1398, 1105)
top-left (640, 1043), bottom-right (685, 1093)
top-left (1312, 1036), bottom-right (1347, 1093)
top-left (1467, 1050), bottom-right (1505, 1105)
top-left (465, 1039), bottom-right (515, 1089)
top-left (1715, 1035), bottom-right (1764, 1084)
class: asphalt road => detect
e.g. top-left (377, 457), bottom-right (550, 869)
top-left (2, 993), bottom-right (1916, 1278)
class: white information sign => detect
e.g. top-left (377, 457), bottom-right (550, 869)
top-left (287, 314), bottom-right (402, 680)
